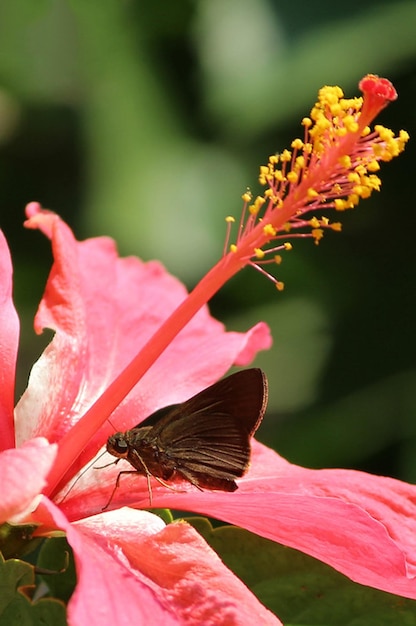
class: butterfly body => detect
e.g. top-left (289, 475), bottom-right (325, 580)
top-left (106, 368), bottom-right (268, 496)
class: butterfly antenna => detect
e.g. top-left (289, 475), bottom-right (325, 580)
top-left (58, 449), bottom-right (107, 504)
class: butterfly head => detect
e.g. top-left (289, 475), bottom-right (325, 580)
top-left (106, 432), bottom-right (130, 459)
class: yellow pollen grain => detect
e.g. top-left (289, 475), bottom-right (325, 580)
top-left (284, 242), bottom-right (292, 251)
top-left (225, 216), bottom-right (235, 223)
top-left (274, 255), bottom-right (282, 264)
top-left (302, 117), bottom-right (312, 128)
top-left (309, 216), bottom-right (320, 228)
top-left (331, 222), bottom-right (342, 231)
top-left (280, 150), bottom-right (292, 162)
top-left (242, 192), bottom-right (252, 202)
top-left (287, 171), bottom-right (298, 183)
top-left (230, 244), bottom-right (237, 253)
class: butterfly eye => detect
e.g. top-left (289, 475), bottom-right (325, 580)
top-left (107, 434), bottom-right (129, 457)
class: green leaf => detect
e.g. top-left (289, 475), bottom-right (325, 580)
top-left (36, 537), bottom-right (76, 604)
top-left (0, 553), bottom-right (66, 626)
top-left (145, 508), bottom-right (174, 524)
top-left (187, 518), bottom-right (416, 625)
top-left (0, 523), bottom-right (41, 560)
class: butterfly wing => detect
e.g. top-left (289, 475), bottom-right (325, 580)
top-left (139, 368), bottom-right (268, 487)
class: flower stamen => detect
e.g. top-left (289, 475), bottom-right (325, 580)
top-left (223, 74), bottom-right (408, 285)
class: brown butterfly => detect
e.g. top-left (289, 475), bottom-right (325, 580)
top-left (105, 368), bottom-right (268, 505)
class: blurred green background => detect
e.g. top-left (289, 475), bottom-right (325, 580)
top-left (1, 0), bottom-right (415, 480)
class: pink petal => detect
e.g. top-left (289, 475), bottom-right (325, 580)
top-left (16, 204), bottom-right (271, 474)
top-left (36, 499), bottom-right (280, 626)
top-left (159, 443), bottom-right (416, 600)
top-left (62, 441), bottom-right (416, 600)
top-left (76, 510), bottom-right (280, 625)
top-left (0, 229), bottom-right (19, 451)
top-left (0, 438), bottom-right (57, 523)
top-left (35, 499), bottom-right (180, 626)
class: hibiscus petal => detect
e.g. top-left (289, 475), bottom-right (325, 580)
top-left (0, 229), bottom-right (19, 451)
top-left (36, 499), bottom-right (280, 626)
top-left (62, 441), bottom-right (416, 601)
top-left (35, 499), bottom-right (181, 626)
top-left (16, 203), bottom-right (271, 473)
top-left (0, 438), bottom-right (57, 523)
top-left (76, 509), bottom-right (280, 625)
top-left (155, 442), bottom-right (416, 601)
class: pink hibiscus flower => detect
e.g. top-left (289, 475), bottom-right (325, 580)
top-left (1, 207), bottom-right (277, 625)
top-left (1, 75), bottom-right (414, 625)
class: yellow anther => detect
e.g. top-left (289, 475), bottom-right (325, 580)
top-left (230, 244), bottom-right (237, 253)
top-left (280, 150), bottom-right (292, 162)
top-left (339, 155), bottom-right (352, 168)
top-left (343, 115), bottom-right (359, 132)
top-left (275, 281), bottom-right (285, 291)
top-left (254, 195), bottom-right (266, 209)
top-left (274, 255), bottom-right (282, 265)
top-left (307, 188), bottom-right (319, 199)
top-left (225, 216), bottom-right (235, 223)
top-left (254, 248), bottom-right (265, 259)
top-left (263, 223), bottom-right (277, 237)
top-left (312, 228), bottom-right (324, 244)
top-left (367, 160), bottom-right (380, 172)
top-left (291, 138), bottom-right (304, 150)
top-left (348, 172), bottom-right (360, 184)
top-left (287, 171), bottom-right (298, 184)
top-left (334, 198), bottom-right (348, 210)
top-left (284, 242), bottom-right (292, 251)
